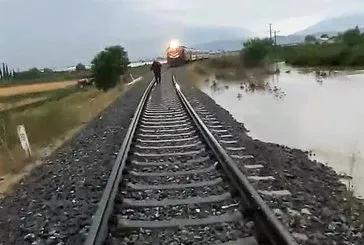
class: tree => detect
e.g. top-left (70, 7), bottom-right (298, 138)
top-left (75, 63), bottom-right (86, 71)
top-left (14, 68), bottom-right (41, 80)
top-left (241, 38), bottom-right (273, 66)
top-left (2, 63), bottom-right (5, 79)
top-left (342, 27), bottom-right (362, 46)
top-left (320, 34), bottom-right (329, 38)
top-left (4, 64), bottom-right (9, 78)
top-left (91, 45), bottom-right (130, 91)
top-left (43, 68), bottom-right (53, 73)
top-left (305, 35), bottom-right (316, 42)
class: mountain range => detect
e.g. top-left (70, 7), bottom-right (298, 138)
top-left (292, 13), bottom-right (364, 36)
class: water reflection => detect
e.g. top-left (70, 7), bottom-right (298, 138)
top-left (200, 63), bottom-right (364, 198)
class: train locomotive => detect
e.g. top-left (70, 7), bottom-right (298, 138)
top-left (166, 40), bottom-right (209, 67)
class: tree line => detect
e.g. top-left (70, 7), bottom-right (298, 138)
top-left (304, 26), bottom-right (364, 46)
top-left (0, 45), bottom-right (130, 91)
top-left (0, 63), bottom-right (16, 80)
top-left (241, 26), bottom-right (364, 67)
top-left (0, 62), bottom-right (90, 83)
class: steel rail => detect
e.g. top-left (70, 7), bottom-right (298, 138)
top-left (84, 72), bottom-right (298, 245)
top-left (172, 74), bottom-right (298, 245)
top-left (83, 78), bottom-right (156, 245)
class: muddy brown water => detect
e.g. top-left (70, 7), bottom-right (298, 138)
top-left (199, 63), bottom-right (364, 198)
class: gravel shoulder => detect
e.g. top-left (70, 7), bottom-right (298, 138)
top-left (0, 73), bottom-right (153, 245)
top-left (174, 66), bottom-right (364, 245)
top-left (1, 65), bottom-right (363, 245)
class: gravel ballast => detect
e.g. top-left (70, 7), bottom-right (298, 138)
top-left (0, 73), bottom-right (153, 245)
top-left (1, 65), bottom-right (363, 245)
top-left (106, 221), bottom-right (251, 245)
top-left (175, 67), bottom-right (364, 245)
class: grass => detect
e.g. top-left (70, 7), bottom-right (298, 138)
top-left (0, 86), bottom-right (119, 175)
top-left (0, 80), bottom-right (77, 96)
top-left (0, 65), bottom-right (149, 194)
top-left (188, 54), bottom-right (274, 88)
top-left (0, 70), bottom-right (91, 88)
top-left (0, 64), bottom-right (147, 113)
top-left (0, 84), bottom-right (127, 183)
top-left (0, 86), bottom-right (81, 114)
top-left (273, 43), bottom-right (364, 68)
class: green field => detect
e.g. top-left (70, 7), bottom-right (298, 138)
top-left (0, 65), bottom-right (150, 178)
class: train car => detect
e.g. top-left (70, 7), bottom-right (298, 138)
top-left (166, 45), bottom-right (185, 67)
top-left (166, 40), bottom-right (209, 67)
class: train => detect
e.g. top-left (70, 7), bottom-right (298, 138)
top-left (166, 40), bottom-right (209, 67)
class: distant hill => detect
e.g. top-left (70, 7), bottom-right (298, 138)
top-left (192, 35), bottom-right (308, 51)
top-left (275, 35), bottom-right (305, 45)
top-left (293, 13), bottom-right (364, 36)
top-left (181, 26), bottom-right (252, 45)
top-left (123, 25), bottom-right (253, 59)
top-left (192, 39), bottom-right (247, 51)
top-left (192, 36), bottom-right (305, 51)
top-left (159, 13), bottom-right (364, 53)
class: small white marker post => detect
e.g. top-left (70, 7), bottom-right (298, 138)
top-left (129, 73), bottom-right (135, 81)
top-left (127, 73), bottom-right (143, 86)
top-left (17, 125), bottom-right (32, 159)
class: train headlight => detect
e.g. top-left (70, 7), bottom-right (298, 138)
top-left (169, 39), bottom-right (180, 49)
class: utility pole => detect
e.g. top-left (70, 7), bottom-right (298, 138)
top-left (273, 30), bottom-right (280, 72)
top-left (273, 30), bottom-right (280, 47)
top-left (269, 23), bottom-right (272, 41)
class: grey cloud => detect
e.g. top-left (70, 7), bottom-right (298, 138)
top-left (0, 0), bottom-right (169, 69)
top-left (1, 0), bottom-right (364, 70)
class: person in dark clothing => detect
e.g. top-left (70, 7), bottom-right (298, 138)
top-left (150, 60), bottom-right (162, 84)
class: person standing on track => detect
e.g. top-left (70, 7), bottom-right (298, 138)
top-left (150, 60), bottom-right (162, 84)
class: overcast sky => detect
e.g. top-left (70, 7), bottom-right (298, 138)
top-left (1, 0), bottom-right (364, 69)
top-left (132, 0), bottom-right (364, 35)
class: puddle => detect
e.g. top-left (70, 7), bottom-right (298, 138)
top-left (199, 63), bottom-right (364, 198)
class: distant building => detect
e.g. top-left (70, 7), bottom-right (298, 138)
top-left (317, 37), bottom-right (335, 44)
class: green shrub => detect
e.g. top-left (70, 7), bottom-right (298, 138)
top-left (241, 38), bottom-right (273, 67)
top-left (91, 45), bottom-right (130, 91)
top-left (276, 43), bottom-right (364, 67)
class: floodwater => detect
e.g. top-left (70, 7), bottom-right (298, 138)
top-left (199, 63), bottom-right (364, 198)
top-left (128, 59), bottom-right (167, 68)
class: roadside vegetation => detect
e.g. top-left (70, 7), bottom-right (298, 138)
top-left (91, 45), bottom-right (130, 91)
top-left (190, 26), bottom-right (364, 86)
top-left (0, 63), bottom-right (91, 87)
top-left (188, 38), bottom-right (276, 87)
top-left (274, 26), bottom-right (364, 67)
top-left (0, 45), bottom-right (149, 193)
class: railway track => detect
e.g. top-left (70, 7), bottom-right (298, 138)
top-left (84, 74), bottom-right (298, 245)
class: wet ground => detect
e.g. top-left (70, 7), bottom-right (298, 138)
top-left (199, 63), bottom-right (364, 198)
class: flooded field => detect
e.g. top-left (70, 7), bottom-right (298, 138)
top-left (128, 59), bottom-right (167, 68)
top-left (199, 63), bottom-right (364, 198)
